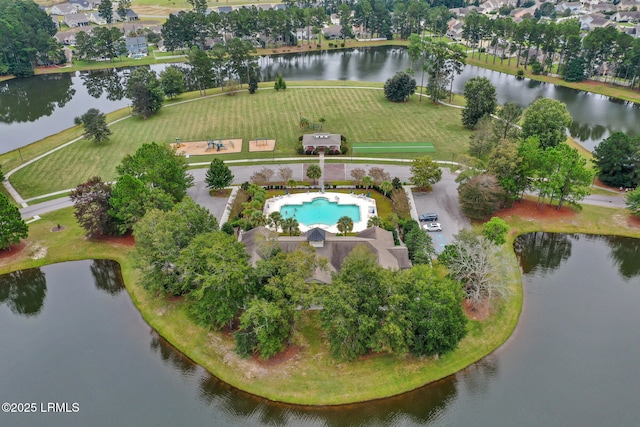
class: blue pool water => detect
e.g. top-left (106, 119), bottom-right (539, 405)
top-left (280, 197), bottom-right (361, 227)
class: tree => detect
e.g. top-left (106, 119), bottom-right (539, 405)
top-left (69, 176), bottom-right (115, 237)
top-left (98, 0), bottom-right (113, 24)
top-left (438, 229), bottom-right (510, 308)
top-left (394, 266), bottom-right (467, 357)
top-left (116, 0), bottom-right (131, 17)
top-left (109, 174), bottom-right (173, 234)
top-left (306, 164), bottom-right (322, 184)
top-left (592, 132), bottom-right (640, 189)
top-left (410, 156), bottom-right (442, 190)
top-left (368, 166), bottom-right (390, 184)
top-left (338, 3), bottom-right (354, 43)
top-left (383, 71), bottom-right (417, 102)
top-left (458, 174), bottom-right (504, 220)
top-left (336, 216), bottom-right (354, 235)
top-left (0, 165), bottom-right (4, 182)
top-left (278, 167), bottom-right (293, 183)
top-left (0, 193), bottom-right (28, 250)
top-left (0, 0), bottom-right (60, 76)
top-left (403, 221), bottom-right (435, 264)
top-left (159, 66), bottom-right (185, 99)
top-left (236, 298), bottom-right (292, 359)
top-left (74, 108), bottom-right (112, 144)
top-left (468, 116), bottom-right (497, 160)
top-left (350, 167), bottom-right (366, 185)
top-left (188, 47), bottom-right (214, 96)
top-left (178, 231), bottom-right (253, 329)
top-left (268, 211), bottom-right (283, 232)
top-left (493, 102), bottom-right (522, 141)
top-left (482, 217), bottom-right (510, 245)
top-left (542, 143), bottom-right (592, 209)
top-left (133, 197), bottom-right (219, 295)
top-left (125, 68), bottom-right (165, 119)
top-left (563, 57), bottom-right (585, 82)
top-left (462, 77), bottom-right (497, 129)
top-left (274, 74), bottom-right (287, 91)
top-left (281, 217), bottom-right (299, 236)
top-left (626, 187), bottom-right (640, 216)
top-left (205, 158), bottom-right (234, 191)
top-left (320, 245), bottom-right (391, 360)
top-left (116, 142), bottom-right (194, 202)
top-left (521, 98), bottom-right (572, 149)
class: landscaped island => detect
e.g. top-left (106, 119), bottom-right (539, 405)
top-left (1, 82), bottom-right (639, 405)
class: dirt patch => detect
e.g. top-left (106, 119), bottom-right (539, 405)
top-left (495, 198), bottom-right (576, 221)
top-left (252, 345), bottom-right (302, 367)
top-left (0, 240), bottom-right (27, 260)
top-left (51, 225), bottom-right (66, 232)
top-left (464, 299), bottom-right (490, 321)
top-left (248, 139), bottom-right (276, 152)
top-left (170, 139), bottom-right (243, 156)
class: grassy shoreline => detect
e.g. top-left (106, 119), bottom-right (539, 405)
top-left (2, 202), bottom-right (638, 404)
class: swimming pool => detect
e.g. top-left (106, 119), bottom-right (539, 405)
top-left (263, 192), bottom-right (377, 233)
top-left (280, 197), bottom-right (361, 227)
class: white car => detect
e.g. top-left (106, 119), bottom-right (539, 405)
top-left (423, 222), bottom-right (442, 232)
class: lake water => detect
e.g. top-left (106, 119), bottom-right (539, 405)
top-left (1, 47), bottom-right (639, 154)
top-left (1, 234), bottom-right (639, 426)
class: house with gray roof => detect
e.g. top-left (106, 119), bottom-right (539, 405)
top-left (241, 226), bottom-right (411, 284)
top-left (50, 3), bottom-right (78, 16)
top-left (613, 10), bottom-right (640, 22)
top-left (588, 3), bottom-right (617, 14)
top-left (556, 1), bottom-right (582, 15)
top-left (69, 0), bottom-right (100, 11)
top-left (125, 36), bottom-right (148, 56)
top-left (87, 11), bottom-right (107, 25)
top-left (64, 13), bottom-right (90, 28)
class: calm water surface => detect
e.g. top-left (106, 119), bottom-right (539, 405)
top-left (0, 235), bottom-right (639, 426)
top-left (1, 47), bottom-right (639, 153)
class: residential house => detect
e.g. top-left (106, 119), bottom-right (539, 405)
top-left (579, 13), bottom-right (615, 30)
top-left (64, 13), bottom-right (90, 28)
top-left (588, 3), bottom-right (617, 14)
top-left (68, 0), bottom-right (100, 11)
top-left (217, 6), bottom-right (233, 14)
top-left (329, 13), bottom-right (340, 25)
top-left (241, 226), bottom-right (412, 284)
top-left (555, 1), bottom-right (582, 15)
top-left (617, 1), bottom-right (640, 11)
top-left (302, 133), bottom-right (341, 153)
top-left (87, 11), bottom-right (107, 25)
top-left (446, 19), bottom-right (464, 41)
top-left (51, 15), bottom-right (60, 29)
top-left (510, 5), bottom-right (537, 19)
top-left (50, 3), bottom-right (78, 16)
top-left (322, 25), bottom-right (343, 40)
top-left (54, 30), bottom-right (77, 45)
top-left (448, 6), bottom-right (479, 18)
top-left (125, 36), bottom-right (148, 57)
top-left (273, 4), bottom-right (287, 11)
top-left (612, 10), bottom-right (640, 22)
top-left (122, 9), bottom-right (139, 21)
top-left (622, 24), bottom-right (640, 37)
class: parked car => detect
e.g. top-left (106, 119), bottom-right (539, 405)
top-left (418, 212), bottom-right (438, 222)
top-left (423, 222), bottom-right (442, 232)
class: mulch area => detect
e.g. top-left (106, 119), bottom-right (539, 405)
top-left (0, 240), bottom-right (27, 260)
top-left (464, 299), bottom-right (490, 321)
top-left (495, 198), bottom-right (576, 221)
top-left (92, 234), bottom-right (136, 247)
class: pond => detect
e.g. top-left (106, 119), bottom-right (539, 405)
top-left (1, 47), bottom-right (639, 154)
top-left (1, 234), bottom-right (638, 426)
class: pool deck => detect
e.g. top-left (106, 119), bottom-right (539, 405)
top-left (264, 192), bottom-right (377, 234)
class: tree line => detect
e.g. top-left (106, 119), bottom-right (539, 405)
top-left (461, 11), bottom-right (640, 88)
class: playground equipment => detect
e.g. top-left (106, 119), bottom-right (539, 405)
top-left (207, 139), bottom-right (226, 151)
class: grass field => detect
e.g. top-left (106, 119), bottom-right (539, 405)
top-left (9, 85), bottom-right (472, 199)
top-left (352, 142), bottom-right (436, 154)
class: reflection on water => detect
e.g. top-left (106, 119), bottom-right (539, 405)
top-left (0, 74), bottom-right (75, 124)
top-left (1, 235), bottom-right (640, 426)
top-left (514, 232), bottom-right (575, 275)
top-left (2, 46), bottom-right (640, 153)
top-left (0, 268), bottom-right (47, 316)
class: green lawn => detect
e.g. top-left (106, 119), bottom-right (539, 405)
top-left (352, 141), bottom-right (436, 154)
top-left (9, 85), bottom-right (472, 199)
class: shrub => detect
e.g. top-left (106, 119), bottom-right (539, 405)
top-left (391, 188), bottom-right (411, 219)
top-left (221, 222), bottom-right (235, 235)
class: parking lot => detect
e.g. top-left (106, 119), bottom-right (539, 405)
top-left (411, 169), bottom-right (470, 253)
